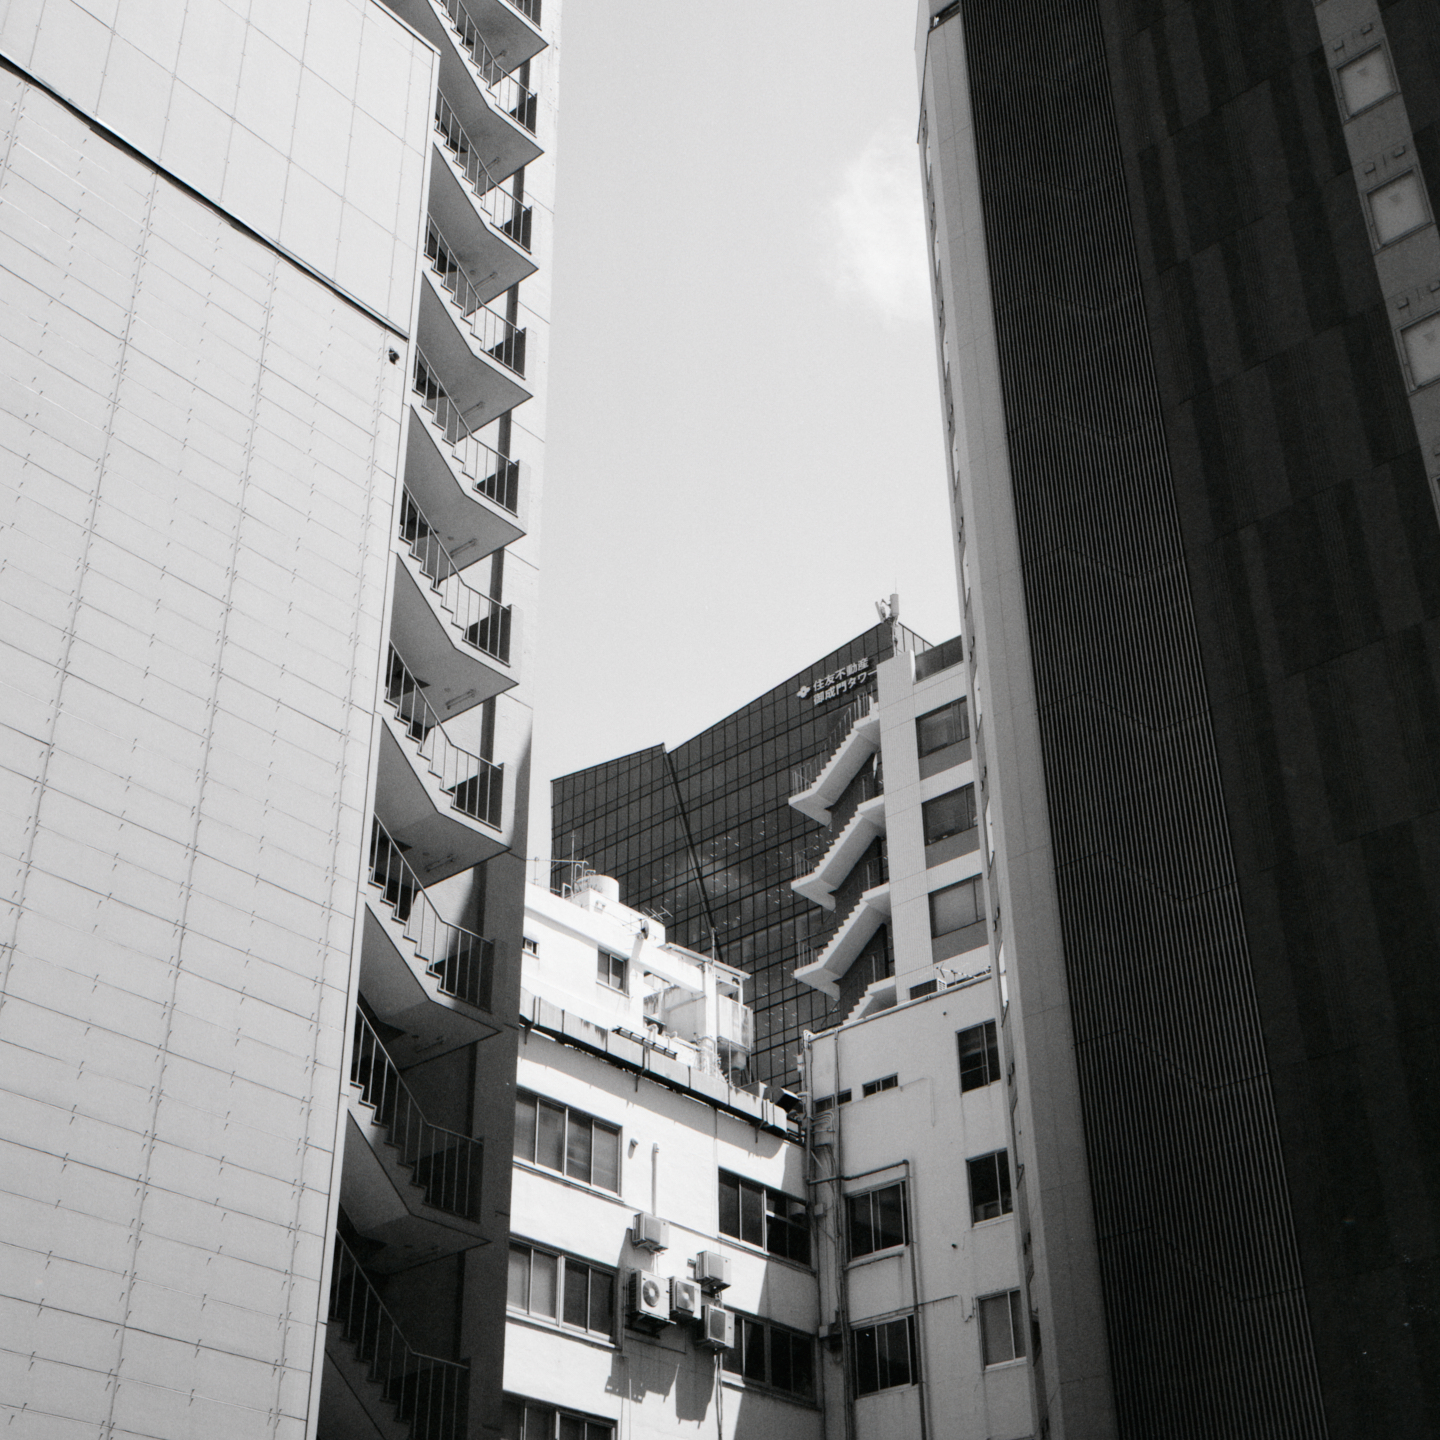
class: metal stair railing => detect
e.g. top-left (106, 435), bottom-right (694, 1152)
top-left (398, 483), bottom-right (513, 665)
top-left (434, 95), bottom-right (533, 253)
top-left (386, 646), bottom-right (503, 830)
top-left (329, 1232), bottom-right (470, 1440)
top-left (436, 0), bottom-right (538, 133)
top-left (423, 220), bottom-right (527, 376)
top-left (791, 692), bottom-right (875, 794)
top-left (350, 1006), bottom-right (484, 1220)
top-left (411, 347), bottom-right (521, 514)
top-left (368, 818), bottom-right (495, 1009)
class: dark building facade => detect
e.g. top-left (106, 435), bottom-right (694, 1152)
top-left (921, 1), bottom-right (1440, 1439)
top-left (552, 622), bottom-right (928, 1088)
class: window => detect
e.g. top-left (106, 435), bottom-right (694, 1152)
top-left (514, 1091), bottom-right (620, 1192)
top-left (503, 1398), bottom-right (611, 1440)
top-left (1338, 45), bottom-right (1396, 116)
top-left (522, 936), bottom-right (539, 954)
top-left (979, 1290), bottom-right (1027, 1366)
top-left (958, 1020), bottom-right (1000, 1092)
top-left (923, 785), bottom-right (977, 845)
top-left (597, 949), bottom-right (627, 991)
top-left (722, 1313), bottom-right (815, 1400)
top-left (967, 1150), bottom-right (1013, 1223)
top-left (847, 1183), bottom-right (908, 1259)
top-left (814, 1090), bottom-right (851, 1112)
top-left (1369, 171), bottom-right (1429, 245)
top-left (929, 876), bottom-right (983, 937)
top-left (1403, 313), bottom-right (1440, 388)
top-left (916, 699), bottom-right (969, 757)
top-left (852, 1315), bottom-right (918, 1395)
top-left (718, 1171), bottom-right (810, 1265)
top-left (860, 1074), bottom-right (898, 1098)
top-left (507, 1242), bottom-right (615, 1338)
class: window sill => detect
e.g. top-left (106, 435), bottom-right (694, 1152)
top-left (505, 1310), bottom-right (616, 1351)
top-left (982, 1357), bottom-right (1028, 1373)
top-left (715, 1234), bottom-right (815, 1275)
top-left (847, 1245), bottom-right (908, 1269)
top-left (855, 1383), bottom-right (921, 1400)
top-left (970, 1212), bottom-right (1014, 1230)
top-left (512, 1158), bottom-right (628, 1206)
top-left (720, 1376), bottom-right (819, 1410)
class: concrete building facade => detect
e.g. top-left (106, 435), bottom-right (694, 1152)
top-left (919, 1), bottom-right (1440, 1438)
top-left (0, 0), bottom-right (556, 1436)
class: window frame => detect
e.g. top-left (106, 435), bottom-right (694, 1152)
top-left (957, 1020), bottom-right (1001, 1092)
top-left (514, 1090), bottom-right (622, 1193)
top-left (1334, 42), bottom-right (1398, 118)
top-left (720, 1310), bottom-right (817, 1402)
top-left (718, 1169), bottom-right (811, 1266)
top-left (851, 1314), bottom-right (920, 1396)
top-left (597, 948), bottom-right (627, 992)
top-left (922, 784), bottom-right (977, 845)
top-left (507, 1239), bottom-right (616, 1341)
top-left (929, 875), bottom-right (983, 938)
top-left (978, 1289), bottom-right (1027, 1367)
top-left (966, 1149), bottom-right (1013, 1224)
top-left (502, 1396), bottom-right (613, 1440)
top-left (915, 698), bottom-right (970, 757)
top-left (846, 1181), bottom-right (910, 1261)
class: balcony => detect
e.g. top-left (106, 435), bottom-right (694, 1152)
top-left (386, 0), bottom-right (541, 183)
top-left (322, 1233), bottom-right (469, 1440)
top-left (790, 694), bottom-right (881, 824)
top-left (433, 95), bottom-right (537, 294)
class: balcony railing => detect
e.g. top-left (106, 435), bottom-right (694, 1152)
top-left (329, 1233), bottom-right (469, 1440)
top-left (424, 220), bottom-right (526, 376)
top-left (412, 348), bottom-right (520, 514)
top-left (351, 1006), bottom-right (484, 1219)
top-left (369, 818), bottom-right (495, 1008)
top-left (437, 0), bottom-right (538, 133)
top-left (434, 95), bottom-right (533, 252)
top-left (386, 646), bottom-right (503, 829)
top-left (827, 766), bottom-right (883, 839)
top-left (791, 692), bottom-right (875, 794)
top-left (399, 484), bottom-right (513, 665)
top-left (500, 0), bottom-right (540, 24)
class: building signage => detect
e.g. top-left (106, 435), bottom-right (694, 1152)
top-left (797, 656), bottom-right (872, 706)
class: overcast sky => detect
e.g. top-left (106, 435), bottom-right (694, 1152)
top-left (527, 0), bottom-right (958, 867)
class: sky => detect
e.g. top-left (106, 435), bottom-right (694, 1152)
top-left (527, 0), bottom-right (959, 866)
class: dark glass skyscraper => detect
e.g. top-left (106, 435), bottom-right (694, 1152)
top-left (921, 1), bottom-right (1440, 1438)
top-left (552, 621), bottom-right (927, 1087)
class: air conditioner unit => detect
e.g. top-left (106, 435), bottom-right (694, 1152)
top-left (626, 1270), bottom-right (671, 1332)
top-left (669, 1277), bottom-right (700, 1319)
top-left (694, 1250), bottom-right (731, 1294)
top-left (631, 1213), bottom-right (670, 1252)
top-left (699, 1303), bottom-right (734, 1350)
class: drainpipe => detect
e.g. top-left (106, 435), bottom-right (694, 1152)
top-left (904, 1157), bottom-right (933, 1440)
top-left (651, 1144), bottom-right (660, 1217)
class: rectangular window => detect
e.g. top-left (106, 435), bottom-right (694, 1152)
top-left (923, 785), bottom-right (977, 844)
top-left (979, 1290), bottom-right (1027, 1366)
top-left (597, 949), bottom-right (627, 991)
top-left (847, 1182), bottom-right (908, 1259)
top-left (507, 1242), bottom-right (614, 1339)
top-left (852, 1315), bottom-right (918, 1395)
top-left (514, 1091), bottom-right (621, 1192)
top-left (503, 1398), bottom-right (612, 1440)
top-left (719, 1170), bottom-right (811, 1265)
top-left (929, 876), bottom-right (983, 937)
top-left (916, 699), bottom-right (969, 757)
top-left (722, 1313), bottom-right (816, 1400)
top-left (860, 1074), bottom-right (898, 1097)
top-left (958, 1020), bottom-right (1000, 1092)
top-left (967, 1150), bottom-right (1013, 1223)
top-left (1338, 45), bottom-right (1396, 116)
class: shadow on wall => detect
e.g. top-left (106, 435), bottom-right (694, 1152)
top-left (605, 1337), bottom-right (717, 1421)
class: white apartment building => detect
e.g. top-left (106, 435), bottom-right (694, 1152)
top-left (512, 877), bottom-right (821, 1440)
top-left (790, 638), bottom-right (1034, 1440)
top-left (0, 0), bottom-right (557, 1436)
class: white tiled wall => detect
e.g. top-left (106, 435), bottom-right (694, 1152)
top-left (0, 68), bottom-right (404, 1438)
top-left (0, 0), bottom-right (434, 328)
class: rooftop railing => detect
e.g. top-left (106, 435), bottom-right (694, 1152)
top-left (329, 1233), bottom-right (469, 1440)
top-left (437, 0), bottom-right (538, 133)
top-left (424, 220), bottom-right (527, 377)
top-left (369, 818), bottom-right (495, 1009)
top-left (914, 634), bottom-right (965, 680)
top-left (434, 95), bottom-right (533, 252)
top-left (398, 483), bottom-right (513, 665)
top-left (351, 1007), bottom-right (484, 1219)
top-left (386, 646), bottom-right (503, 830)
top-left (412, 347), bottom-right (519, 514)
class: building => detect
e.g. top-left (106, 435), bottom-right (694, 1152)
top-left (791, 640), bottom-right (1032, 1440)
top-left (0, 0), bottom-right (556, 1436)
top-left (512, 874), bottom-right (820, 1440)
top-left (919, 2), bottom-right (1440, 1438)
top-left (551, 619), bottom-right (929, 1091)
